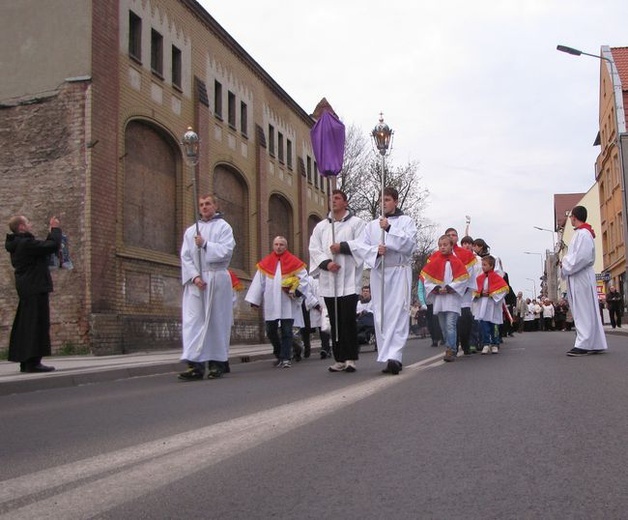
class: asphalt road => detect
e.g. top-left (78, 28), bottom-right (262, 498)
top-left (1, 332), bottom-right (627, 519)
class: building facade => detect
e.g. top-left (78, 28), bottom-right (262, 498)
top-left (595, 46), bottom-right (628, 308)
top-left (0, 0), bottom-right (330, 354)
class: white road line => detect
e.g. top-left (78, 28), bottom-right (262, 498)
top-left (0, 354), bottom-right (443, 519)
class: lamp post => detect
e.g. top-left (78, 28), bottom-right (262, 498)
top-left (557, 44), bottom-right (628, 304)
top-left (526, 277), bottom-right (537, 300)
top-left (181, 127), bottom-right (202, 286)
top-left (533, 226), bottom-right (557, 253)
top-left (371, 114), bottom-right (393, 332)
top-left (524, 251), bottom-right (545, 298)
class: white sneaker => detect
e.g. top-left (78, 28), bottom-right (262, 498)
top-left (328, 361), bottom-right (346, 372)
top-left (491, 346), bottom-right (499, 354)
top-left (481, 345), bottom-right (490, 355)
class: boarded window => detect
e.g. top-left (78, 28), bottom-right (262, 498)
top-left (268, 194), bottom-right (293, 251)
top-left (124, 121), bottom-right (177, 254)
top-left (214, 166), bottom-right (248, 271)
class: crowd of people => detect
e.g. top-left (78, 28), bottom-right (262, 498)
top-left (6, 197), bottom-right (618, 376)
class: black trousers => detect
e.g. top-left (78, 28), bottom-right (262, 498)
top-left (457, 307), bottom-right (473, 353)
top-left (324, 294), bottom-right (359, 362)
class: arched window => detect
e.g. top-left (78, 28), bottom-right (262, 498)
top-left (268, 194), bottom-right (293, 249)
top-left (213, 165), bottom-right (248, 271)
top-left (307, 215), bottom-right (321, 241)
top-left (124, 121), bottom-right (177, 254)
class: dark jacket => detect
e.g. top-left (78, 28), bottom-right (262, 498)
top-left (5, 228), bottom-right (62, 298)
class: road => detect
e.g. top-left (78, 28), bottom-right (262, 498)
top-left (1, 332), bottom-right (627, 519)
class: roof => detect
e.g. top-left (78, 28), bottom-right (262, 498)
top-left (610, 47), bottom-right (628, 88)
top-left (554, 193), bottom-right (586, 230)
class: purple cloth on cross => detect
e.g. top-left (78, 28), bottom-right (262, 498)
top-left (310, 110), bottom-right (345, 177)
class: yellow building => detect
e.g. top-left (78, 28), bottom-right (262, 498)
top-left (594, 46), bottom-right (628, 307)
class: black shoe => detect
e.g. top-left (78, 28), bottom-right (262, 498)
top-left (382, 359), bottom-right (402, 375)
top-left (304, 348), bottom-right (311, 358)
top-left (23, 363), bottom-right (55, 373)
top-left (207, 363), bottom-right (224, 379)
top-left (566, 347), bottom-right (589, 357)
top-left (178, 366), bottom-right (204, 381)
top-left (320, 350), bottom-right (329, 359)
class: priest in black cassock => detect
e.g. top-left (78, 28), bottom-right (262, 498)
top-left (5, 214), bottom-right (61, 373)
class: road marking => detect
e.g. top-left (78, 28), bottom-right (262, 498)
top-left (0, 354), bottom-right (443, 519)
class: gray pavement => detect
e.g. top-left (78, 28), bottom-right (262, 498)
top-left (1, 325), bottom-right (625, 396)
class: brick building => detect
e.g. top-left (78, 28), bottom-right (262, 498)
top-left (0, 0), bottom-right (330, 354)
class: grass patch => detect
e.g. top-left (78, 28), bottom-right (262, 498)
top-left (58, 342), bottom-right (91, 356)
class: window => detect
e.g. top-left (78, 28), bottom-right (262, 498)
top-left (278, 132), bottom-right (284, 163)
top-left (128, 11), bottom-right (142, 61)
top-left (228, 91), bottom-right (236, 129)
top-left (171, 45), bottom-right (181, 89)
top-left (240, 102), bottom-right (248, 137)
top-left (286, 139), bottom-right (292, 169)
top-left (214, 81), bottom-right (222, 119)
top-left (268, 125), bottom-right (275, 157)
top-left (151, 29), bottom-right (163, 77)
top-left (307, 156), bottom-right (312, 184)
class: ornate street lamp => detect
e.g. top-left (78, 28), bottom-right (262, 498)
top-left (181, 127), bottom-right (203, 296)
top-left (370, 114), bottom-right (394, 329)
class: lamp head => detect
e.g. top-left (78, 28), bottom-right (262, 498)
top-left (182, 127), bottom-right (200, 166)
top-left (371, 114), bottom-right (393, 156)
top-left (557, 45), bottom-right (582, 56)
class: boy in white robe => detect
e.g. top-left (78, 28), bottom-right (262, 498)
top-left (246, 236), bottom-right (309, 368)
top-left (560, 205), bottom-right (608, 356)
top-left (179, 195), bottom-right (235, 381)
top-left (309, 189), bottom-right (365, 371)
top-left (422, 235), bottom-right (469, 362)
top-left (472, 255), bottom-right (508, 354)
top-left (358, 187), bottom-right (416, 375)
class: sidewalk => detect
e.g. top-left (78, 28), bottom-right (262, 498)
top-left (0, 339), bottom-right (321, 396)
top-left (1, 325), bottom-right (625, 396)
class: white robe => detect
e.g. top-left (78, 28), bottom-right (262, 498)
top-left (423, 262), bottom-right (467, 314)
top-left (472, 276), bottom-right (506, 324)
top-left (560, 227), bottom-right (608, 351)
top-left (309, 212), bottom-right (366, 297)
top-left (180, 217), bottom-right (235, 363)
top-left (358, 214), bottom-right (417, 363)
top-left (245, 261), bottom-right (309, 328)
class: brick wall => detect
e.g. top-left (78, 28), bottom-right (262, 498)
top-left (0, 81), bottom-right (91, 353)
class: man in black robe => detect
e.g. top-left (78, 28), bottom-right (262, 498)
top-left (5, 215), bottom-right (61, 373)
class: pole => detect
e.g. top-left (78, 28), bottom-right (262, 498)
top-left (380, 153), bottom-right (386, 334)
top-left (328, 176), bottom-right (339, 343)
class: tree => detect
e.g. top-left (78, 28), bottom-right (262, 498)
top-left (338, 124), bottom-right (438, 270)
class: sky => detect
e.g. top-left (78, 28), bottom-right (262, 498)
top-left (199, 0), bottom-right (628, 298)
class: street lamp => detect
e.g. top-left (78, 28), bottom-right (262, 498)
top-left (371, 114), bottom-right (393, 331)
top-left (181, 127), bottom-right (203, 293)
top-left (533, 226), bottom-right (557, 253)
top-left (557, 43), bottom-right (628, 301)
top-left (526, 277), bottom-right (537, 299)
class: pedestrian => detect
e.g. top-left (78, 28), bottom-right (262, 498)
top-left (309, 189), bottom-right (365, 372)
top-left (559, 205), bottom-right (608, 356)
top-left (541, 298), bottom-right (555, 331)
top-left (359, 187), bottom-right (417, 374)
top-left (606, 285), bottom-right (623, 328)
top-left (445, 229), bottom-right (478, 355)
top-left (421, 235), bottom-right (469, 362)
top-left (513, 291), bottom-right (528, 333)
top-left (554, 298), bottom-right (568, 331)
top-left (472, 255), bottom-right (508, 354)
top-left (179, 194), bottom-right (236, 381)
top-left (246, 236), bottom-right (309, 369)
top-left (300, 275), bottom-right (331, 358)
top-left (5, 214), bottom-right (62, 373)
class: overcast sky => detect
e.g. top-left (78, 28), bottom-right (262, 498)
top-left (200, 0), bottom-right (628, 298)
